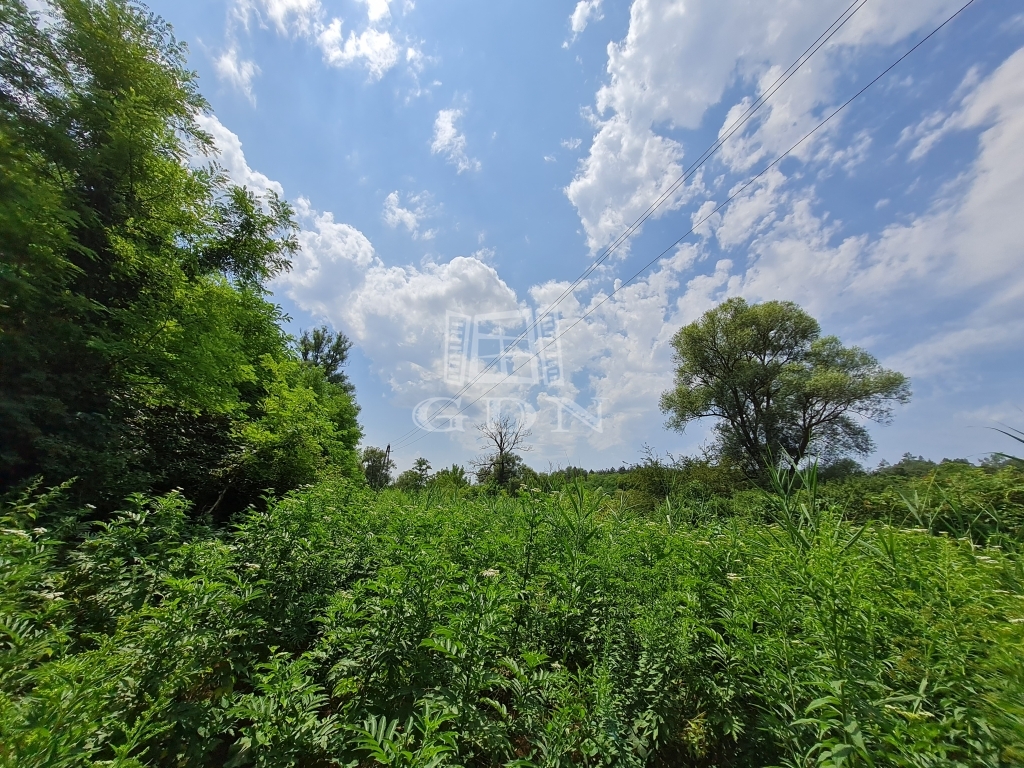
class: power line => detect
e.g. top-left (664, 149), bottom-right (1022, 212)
top-left (392, 0), bottom-right (978, 454)
top-left (388, 0), bottom-right (870, 448)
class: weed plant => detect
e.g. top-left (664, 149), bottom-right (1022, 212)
top-left (1, 471), bottom-right (1022, 766)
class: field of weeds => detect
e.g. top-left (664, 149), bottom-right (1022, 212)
top-left (2, 471), bottom-right (1023, 767)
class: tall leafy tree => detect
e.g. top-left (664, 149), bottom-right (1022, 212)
top-left (361, 446), bottom-right (395, 490)
top-left (0, 0), bottom-right (361, 513)
top-left (660, 298), bottom-right (910, 475)
top-left (297, 325), bottom-right (353, 391)
top-left (394, 457), bottom-right (431, 491)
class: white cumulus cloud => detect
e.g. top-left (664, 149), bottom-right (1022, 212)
top-left (565, 0), bottom-right (603, 45)
top-left (232, 0), bottom-right (410, 80)
top-left (567, 0), bottom-right (967, 254)
top-left (382, 191), bottom-right (436, 238)
top-left (214, 46), bottom-right (260, 104)
top-left (362, 0), bottom-right (391, 23)
top-left (431, 109), bottom-right (480, 173)
top-left (194, 113), bottom-right (283, 198)
top-left (317, 20), bottom-right (399, 79)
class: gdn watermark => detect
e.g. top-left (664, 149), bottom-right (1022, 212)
top-left (412, 308), bottom-right (602, 434)
top-left (413, 395), bottom-right (602, 433)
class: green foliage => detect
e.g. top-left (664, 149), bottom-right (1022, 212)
top-left (821, 461), bottom-right (1024, 553)
top-left (234, 357), bottom-right (362, 500)
top-left (0, 0), bottom-right (361, 511)
top-left (475, 452), bottom-right (536, 492)
top-left (1, 475), bottom-right (1020, 766)
top-left (428, 465), bottom-right (470, 500)
top-left (660, 298), bottom-right (911, 476)
top-left (362, 447), bottom-right (396, 491)
top-left (297, 325), bottom-right (354, 392)
top-left (395, 459), bottom-right (432, 493)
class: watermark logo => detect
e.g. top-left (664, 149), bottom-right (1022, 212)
top-left (445, 309), bottom-right (563, 387)
top-left (412, 397), bottom-right (466, 433)
top-left (415, 307), bottom-right (601, 435)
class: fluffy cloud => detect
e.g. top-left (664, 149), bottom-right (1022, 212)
top-left (529, 245), bottom-right (699, 450)
top-left (194, 113), bottom-right (283, 198)
top-left (236, 0), bottom-right (321, 35)
top-left (382, 191), bottom-right (436, 239)
top-left (567, 0), bottom-right (966, 254)
top-left (565, 0), bottom-right (603, 45)
top-left (317, 20), bottom-right (399, 78)
top-left (362, 0), bottom-right (391, 24)
top-left (280, 198), bottom-right (380, 322)
top-left (342, 258), bottom-right (520, 391)
top-left (231, 0), bottom-right (409, 81)
top-left (214, 46), bottom-right (260, 104)
top-left (431, 109), bottom-right (480, 173)
top-left (566, 113), bottom-right (691, 254)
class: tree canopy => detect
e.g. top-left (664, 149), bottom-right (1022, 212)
top-left (474, 413), bottom-right (533, 491)
top-left (660, 298), bottom-right (910, 475)
top-left (361, 446), bottom-right (395, 490)
top-left (0, 0), bottom-right (361, 514)
top-left (297, 325), bottom-right (354, 392)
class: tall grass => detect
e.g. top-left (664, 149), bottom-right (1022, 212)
top-left (1, 475), bottom-right (1022, 766)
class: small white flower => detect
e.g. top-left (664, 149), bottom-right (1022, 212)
top-left (32, 527), bottom-right (47, 535)
top-left (481, 568), bottom-right (500, 578)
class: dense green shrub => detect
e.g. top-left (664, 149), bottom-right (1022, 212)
top-left (2, 476), bottom-right (1021, 766)
top-left (819, 463), bottom-right (1024, 551)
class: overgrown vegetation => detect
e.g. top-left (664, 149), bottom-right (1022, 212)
top-left (2, 467), bottom-right (1022, 766)
top-left (2, 1), bottom-right (1022, 765)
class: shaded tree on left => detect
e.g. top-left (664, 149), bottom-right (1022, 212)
top-left (0, 0), bottom-right (361, 515)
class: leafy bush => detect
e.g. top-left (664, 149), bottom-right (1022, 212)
top-left (821, 462), bottom-right (1024, 551)
top-left (2, 475), bottom-right (1021, 766)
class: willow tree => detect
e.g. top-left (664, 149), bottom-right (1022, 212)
top-left (660, 298), bottom-right (910, 475)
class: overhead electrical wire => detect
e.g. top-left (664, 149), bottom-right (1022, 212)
top-left (391, 0), bottom-right (979, 454)
top-left (387, 0), bottom-right (871, 448)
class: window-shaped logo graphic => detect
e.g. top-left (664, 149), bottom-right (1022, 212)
top-left (445, 309), bottom-right (563, 387)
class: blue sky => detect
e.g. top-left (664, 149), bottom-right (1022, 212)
top-left (145, 0), bottom-right (1024, 473)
